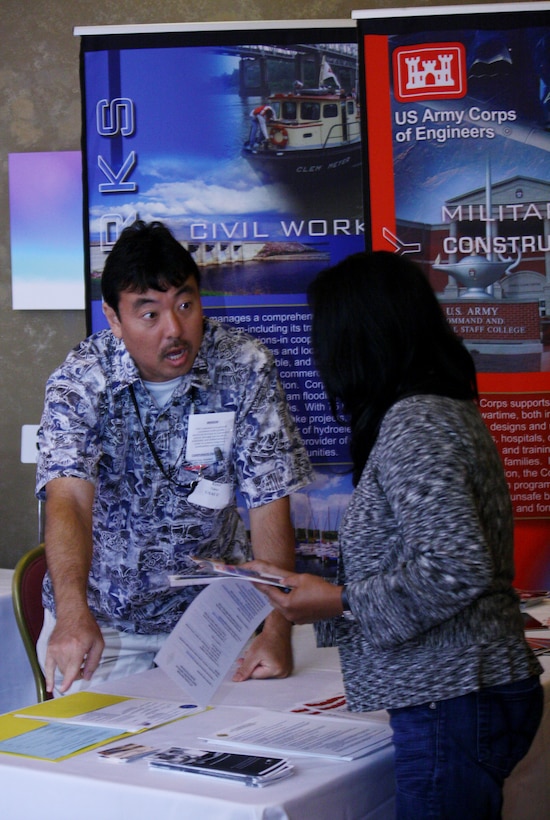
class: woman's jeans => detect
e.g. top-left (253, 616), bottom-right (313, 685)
top-left (388, 676), bottom-right (543, 819)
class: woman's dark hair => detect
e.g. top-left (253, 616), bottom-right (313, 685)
top-left (101, 220), bottom-right (201, 314)
top-left (307, 251), bottom-right (478, 485)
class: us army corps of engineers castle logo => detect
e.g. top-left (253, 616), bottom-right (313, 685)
top-left (393, 42), bottom-right (467, 102)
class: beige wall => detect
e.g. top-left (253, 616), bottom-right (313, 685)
top-left (0, 0), bottom-right (495, 567)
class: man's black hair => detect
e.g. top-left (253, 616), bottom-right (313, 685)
top-left (101, 220), bottom-right (201, 314)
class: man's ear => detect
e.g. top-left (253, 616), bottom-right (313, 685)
top-left (102, 302), bottom-right (123, 339)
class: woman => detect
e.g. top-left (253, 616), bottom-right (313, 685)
top-left (250, 251), bottom-right (543, 819)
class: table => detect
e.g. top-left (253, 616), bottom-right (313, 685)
top-left (0, 570), bottom-right (37, 713)
top-left (0, 625), bottom-right (395, 820)
top-left (0, 612), bottom-right (548, 820)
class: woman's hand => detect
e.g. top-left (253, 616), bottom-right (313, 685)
top-left (244, 560), bottom-right (344, 624)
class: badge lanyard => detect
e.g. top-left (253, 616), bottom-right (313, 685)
top-left (129, 383), bottom-right (204, 488)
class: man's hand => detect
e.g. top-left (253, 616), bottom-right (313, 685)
top-left (238, 496), bottom-right (297, 681)
top-left (232, 609), bottom-right (293, 681)
top-left (45, 608), bottom-right (104, 694)
top-left (43, 477), bottom-right (99, 694)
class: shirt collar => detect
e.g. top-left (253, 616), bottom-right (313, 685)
top-left (105, 318), bottom-right (215, 397)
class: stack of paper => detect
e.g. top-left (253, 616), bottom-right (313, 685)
top-left (200, 711), bottom-right (392, 761)
top-left (148, 746), bottom-right (294, 787)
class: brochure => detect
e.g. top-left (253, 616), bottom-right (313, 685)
top-left (289, 692), bottom-right (348, 715)
top-left (0, 693), bottom-right (139, 762)
top-left (201, 711), bottom-right (392, 761)
top-left (169, 558), bottom-right (290, 590)
top-left (148, 746), bottom-right (294, 787)
top-left (522, 611), bottom-right (546, 630)
top-left (16, 697), bottom-right (203, 732)
top-left (516, 589), bottom-right (549, 609)
top-left (98, 742), bottom-right (160, 763)
top-left (0, 721), bottom-right (126, 762)
top-left (526, 635), bottom-right (550, 655)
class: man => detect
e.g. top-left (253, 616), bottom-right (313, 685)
top-left (36, 220), bottom-right (312, 696)
top-left (248, 104), bottom-right (274, 149)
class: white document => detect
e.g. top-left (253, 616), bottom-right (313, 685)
top-left (0, 723), bottom-right (123, 761)
top-left (16, 699), bottom-right (203, 732)
top-left (155, 579), bottom-right (273, 705)
top-left (185, 411), bottom-right (235, 463)
top-left (201, 711), bottom-right (392, 761)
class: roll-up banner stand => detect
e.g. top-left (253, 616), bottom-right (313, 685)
top-left (76, 19), bottom-right (364, 576)
top-left (354, 3), bottom-right (550, 587)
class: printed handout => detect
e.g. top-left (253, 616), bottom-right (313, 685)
top-left (155, 578), bottom-right (273, 704)
top-left (17, 697), bottom-right (203, 732)
top-left (202, 711), bottom-right (392, 761)
top-left (148, 746), bottom-right (294, 787)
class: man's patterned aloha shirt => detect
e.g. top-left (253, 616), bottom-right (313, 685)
top-left (36, 319), bottom-right (312, 634)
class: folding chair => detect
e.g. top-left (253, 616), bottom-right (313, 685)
top-left (12, 544), bottom-right (50, 701)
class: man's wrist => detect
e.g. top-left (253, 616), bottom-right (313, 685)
top-left (262, 608), bottom-right (292, 634)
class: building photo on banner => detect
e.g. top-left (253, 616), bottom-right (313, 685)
top-left (355, 1), bottom-right (550, 590)
top-left (80, 19), bottom-right (365, 580)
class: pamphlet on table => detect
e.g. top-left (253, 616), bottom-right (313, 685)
top-left (201, 710), bottom-right (392, 760)
top-left (148, 746), bottom-right (294, 787)
top-left (16, 695), bottom-right (203, 732)
top-left (0, 692), bottom-right (205, 762)
top-left (0, 693), bottom-right (138, 761)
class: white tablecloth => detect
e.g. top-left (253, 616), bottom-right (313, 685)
top-left (0, 611), bottom-right (548, 820)
top-left (0, 625), bottom-right (395, 820)
top-left (0, 570), bottom-right (37, 713)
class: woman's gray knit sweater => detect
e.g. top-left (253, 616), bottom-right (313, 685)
top-left (335, 394), bottom-right (541, 712)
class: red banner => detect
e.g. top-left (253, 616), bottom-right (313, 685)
top-left (355, 3), bottom-right (550, 587)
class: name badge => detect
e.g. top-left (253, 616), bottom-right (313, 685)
top-left (185, 411), bottom-right (235, 464)
top-left (188, 478), bottom-right (232, 509)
